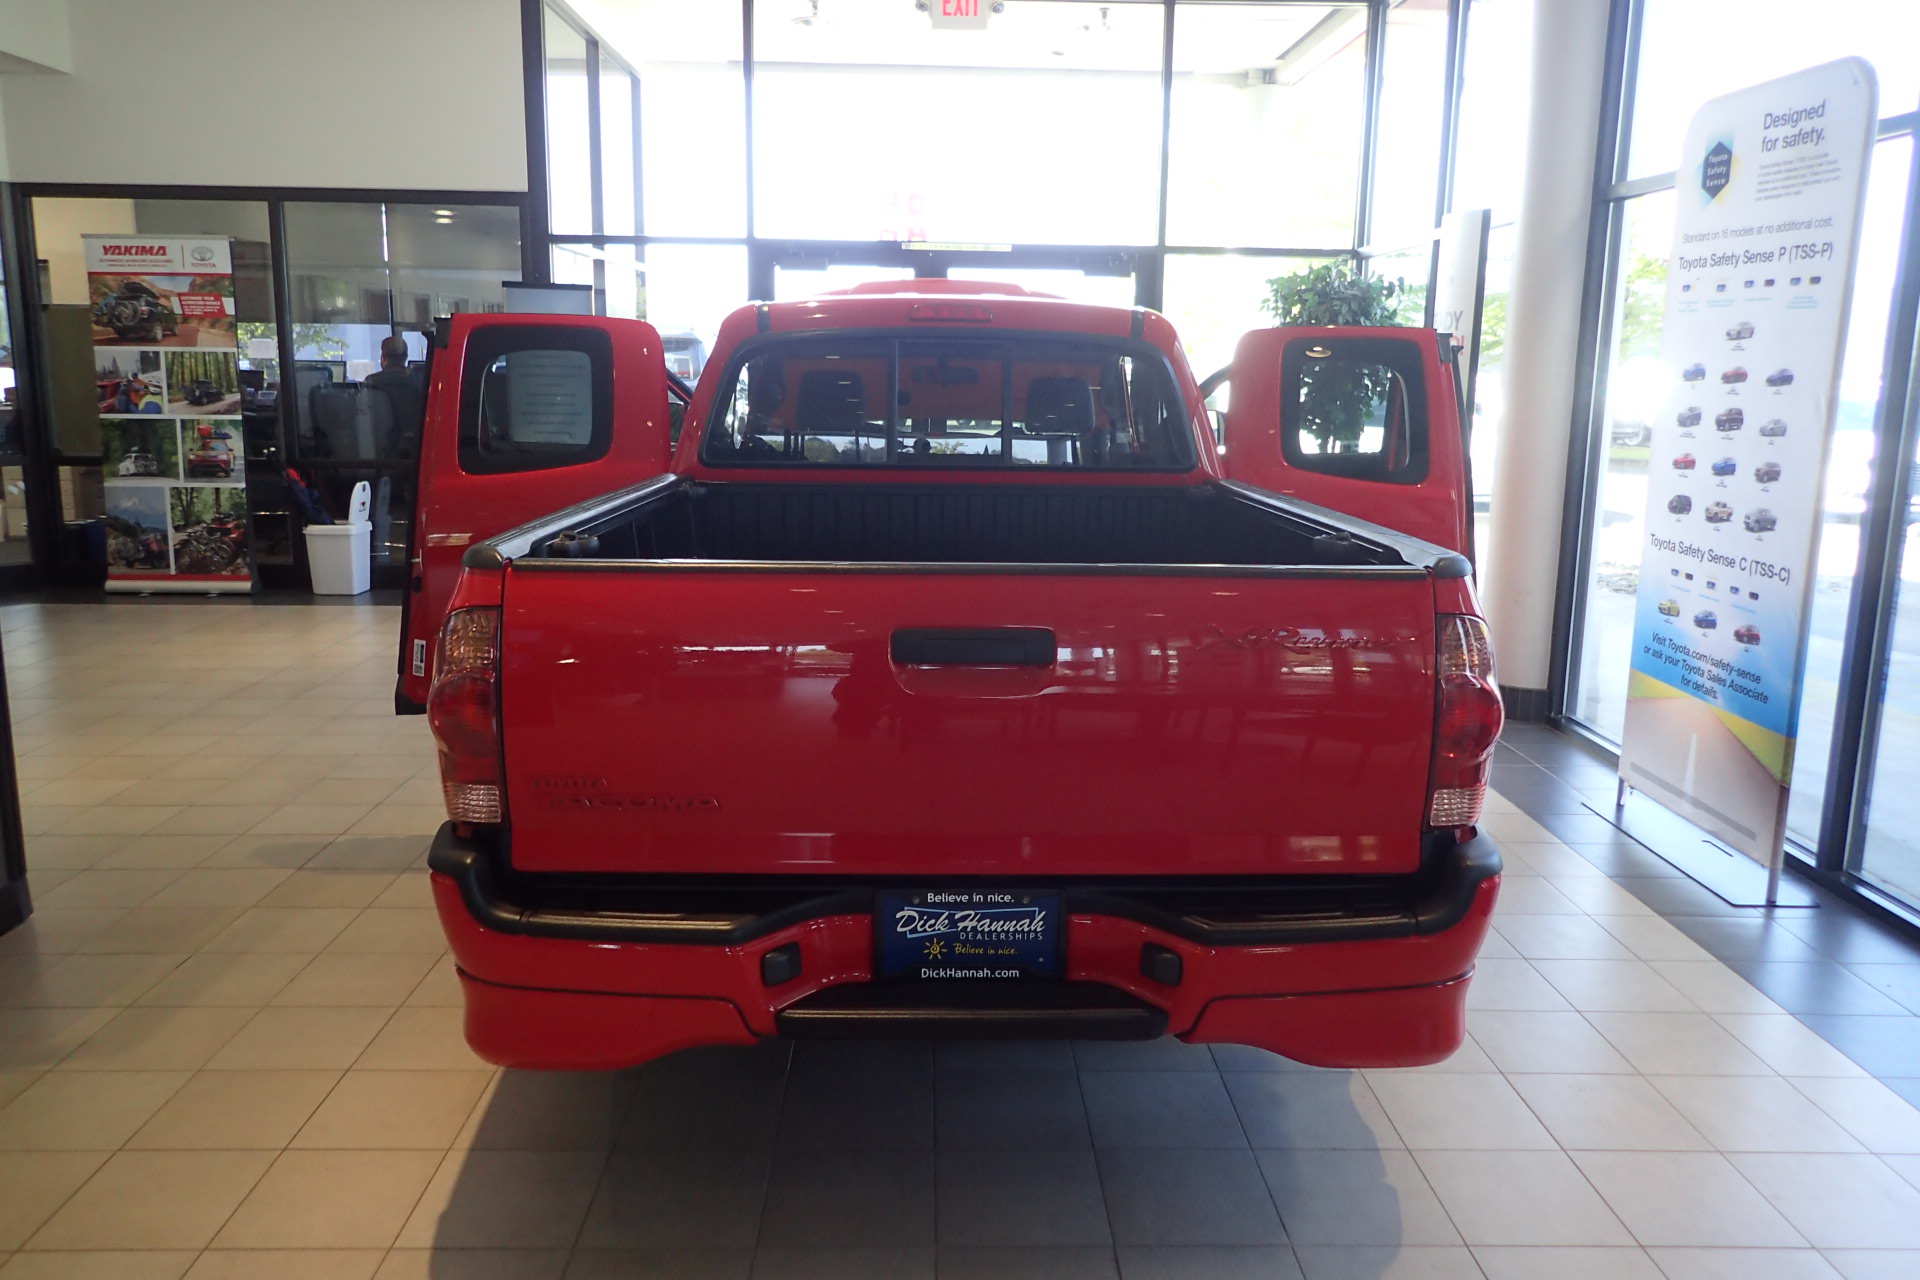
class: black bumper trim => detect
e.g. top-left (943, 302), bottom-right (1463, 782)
top-left (776, 981), bottom-right (1166, 1040)
top-left (428, 826), bottom-right (1501, 949)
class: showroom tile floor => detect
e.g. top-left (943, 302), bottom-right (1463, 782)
top-left (0, 602), bottom-right (1918, 1279)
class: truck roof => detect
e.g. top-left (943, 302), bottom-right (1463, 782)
top-left (729, 277), bottom-right (1163, 352)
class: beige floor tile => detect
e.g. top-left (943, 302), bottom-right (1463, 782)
top-left (94, 838), bottom-right (223, 872)
top-left (247, 806), bottom-right (375, 838)
top-left (1490, 878), bottom-right (1587, 915)
top-left (1498, 843), bottom-right (1609, 878)
top-left (0, 910), bottom-right (127, 958)
top-left (143, 874), bottom-right (289, 915)
top-left (1545, 878), bottom-right (1657, 917)
top-left (21, 808), bottom-right (87, 837)
top-left (22, 779), bottom-right (138, 807)
top-left (204, 1007), bottom-right (393, 1071)
top-left (1583, 1012), bottom-right (1777, 1076)
top-left (201, 908), bottom-right (359, 954)
top-left (195, 836), bottom-right (327, 871)
top-left (305, 838), bottom-right (429, 872)
top-left (1259, 1148), bottom-right (1460, 1246)
top-left (1650, 1076), bottom-right (1867, 1153)
top-left (0, 1076), bottom-right (36, 1111)
top-left (57, 1007), bottom-right (256, 1072)
top-left (0, 1151), bottom-right (110, 1250)
top-left (1787, 1078), bottom-right (1920, 1155)
top-left (47, 809), bottom-right (186, 839)
top-left (1507, 1074), bottom-right (1713, 1152)
top-left (257, 872), bottom-right (401, 910)
top-left (108, 779), bottom-right (221, 807)
top-left (33, 871), bottom-right (181, 911)
top-left (292, 1070), bottom-right (491, 1150)
top-left (343, 807), bottom-right (443, 839)
top-left (1649, 961), bottom-right (1788, 1014)
top-left (128, 1071), bottom-right (341, 1151)
top-left (272, 954), bottom-right (438, 1007)
top-left (67, 908), bottom-right (241, 957)
top-left (251, 757), bottom-right (356, 781)
top-left (19, 835), bottom-right (125, 871)
top-left (368, 1250), bottom-right (569, 1280)
top-left (0, 1071), bottom-right (188, 1150)
top-left (135, 953), bottom-right (312, 1007)
top-left (144, 807), bottom-right (282, 838)
top-left (0, 1251), bottom-right (201, 1279)
top-left (27, 1150), bottom-right (276, 1250)
top-left (368, 873), bottom-right (436, 911)
top-left (292, 778), bottom-right (406, 807)
top-left (1646, 1248), bottom-right (1849, 1279)
top-left (181, 1250), bottom-right (385, 1280)
top-left (1820, 1249), bottom-right (1920, 1279)
top-left (1731, 1153), bottom-right (1920, 1249)
top-left (0, 954), bottom-right (184, 1010)
top-left (1490, 916), bottom-right (1638, 961)
top-left (325, 757), bottom-right (430, 781)
top-left (1530, 959), bottom-right (1701, 1013)
top-left (324, 911), bottom-right (447, 955)
top-left (1414, 1150), bottom-right (1634, 1246)
top-left (212, 1149), bottom-right (442, 1249)
top-left (1573, 1151), bottom-right (1809, 1247)
top-left (1467, 1011), bottom-right (1636, 1075)
top-left (1464, 959), bottom-right (1575, 1012)
top-left (1365, 1073), bottom-right (1557, 1150)
top-left (403, 959), bottom-right (464, 1009)
top-left (1473, 1246), bottom-right (1667, 1279)
top-left (0, 1013), bottom-right (121, 1074)
top-left (1294, 1245), bottom-right (1487, 1279)
top-left (454, 1070), bottom-right (637, 1151)
top-left (394, 1149), bottom-right (607, 1249)
top-left (355, 1009), bottom-right (486, 1071)
top-left (1711, 1015), bottom-right (1869, 1078)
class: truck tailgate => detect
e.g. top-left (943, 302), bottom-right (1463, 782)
top-left (498, 567), bottom-right (1438, 877)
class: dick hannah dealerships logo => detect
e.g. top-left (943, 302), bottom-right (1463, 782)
top-left (1702, 140), bottom-right (1733, 200)
top-left (892, 892), bottom-right (1049, 959)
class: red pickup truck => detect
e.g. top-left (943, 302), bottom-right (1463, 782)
top-left (399, 281), bottom-right (1503, 1071)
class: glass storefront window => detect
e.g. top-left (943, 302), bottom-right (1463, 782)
top-left (546, 10), bottom-right (594, 237)
top-left (1452, 0), bottom-right (1533, 220)
top-left (600, 52), bottom-right (639, 237)
top-left (1167, 2), bottom-right (1367, 249)
top-left (753, 0), bottom-right (1164, 245)
top-left (1630, 2), bottom-right (1920, 183)
top-left (1370, 0), bottom-right (1451, 252)
top-left (1471, 221), bottom-right (1514, 573)
top-left (1161, 252), bottom-right (1332, 387)
top-left (947, 266), bottom-right (1137, 309)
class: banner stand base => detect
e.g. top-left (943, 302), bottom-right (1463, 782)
top-left (1587, 793), bottom-right (1820, 909)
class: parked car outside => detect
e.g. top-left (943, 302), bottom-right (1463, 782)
top-left (1673, 453), bottom-right (1696, 470)
top-left (1722, 367), bottom-right (1749, 383)
top-left (1682, 362), bottom-right (1707, 381)
top-left (1717, 408), bottom-right (1744, 431)
top-left (1734, 625), bottom-right (1761, 645)
top-left (1695, 610), bottom-right (1718, 629)
top-left (1726, 322), bottom-right (1755, 340)
top-left (1754, 460), bottom-right (1781, 483)
top-left (1759, 418), bottom-right (1788, 437)
top-left (1658, 599), bottom-right (1681, 616)
top-left (1766, 368), bottom-right (1794, 387)
top-left (1712, 457), bottom-right (1738, 476)
top-left (1705, 501), bottom-right (1734, 523)
top-left (1744, 508), bottom-right (1778, 532)
top-left (1668, 494), bottom-right (1694, 515)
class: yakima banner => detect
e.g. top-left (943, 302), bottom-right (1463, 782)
top-left (1618, 59), bottom-right (1876, 869)
top-left (87, 235), bottom-right (252, 593)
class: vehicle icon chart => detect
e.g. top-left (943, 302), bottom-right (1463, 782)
top-left (1668, 494), bottom-right (1693, 515)
top-left (1766, 368), bottom-right (1794, 387)
top-left (1711, 457), bottom-right (1737, 477)
top-left (1721, 366), bottom-right (1748, 384)
top-left (1734, 625), bottom-right (1761, 645)
top-left (1759, 418), bottom-right (1788, 437)
top-left (1754, 460), bottom-right (1781, 484)
top-left (1694, 610), bottom-right (1718, 629)
top-left (1682, 362), bottom-right (1707, 381)
top-left (1705, 501), bottom-right (1733, 523)
top-left (1726, 321), bottom-right (1755, 340)
top-left (1659, 599), bottom-right (1681, 617)
top-left (1673, 453), bottom-right (1696, 470)
top-left (1743, 508), bottom-right (1777, 532)
top-left (1716, 408), bottom-right (1744, 431)
top-left (1678, 406), bottom-right (1703, 428)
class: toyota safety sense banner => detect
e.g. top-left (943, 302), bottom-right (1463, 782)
top-left (87, 235), bottom-right (252, 593)
top-left (1618, 59), bottom-right (1876, 871)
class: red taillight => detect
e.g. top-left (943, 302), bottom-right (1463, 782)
top-left (1427, 615), bottom-right (1502, 828)
top-left (428, 608), bottom-right (504, 824)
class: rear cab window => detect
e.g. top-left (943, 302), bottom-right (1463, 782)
top-left (699, 335), bottom-right (1197, 470)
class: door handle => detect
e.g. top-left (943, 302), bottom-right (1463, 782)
top-left (890, 627), bottom-right (1056, 666)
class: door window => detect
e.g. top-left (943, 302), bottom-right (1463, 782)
top-left (458, 328), bottom-right (612, 475)
top-left (1279, 336), bottom-right (1429, 484)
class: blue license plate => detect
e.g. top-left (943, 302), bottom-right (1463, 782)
top-left (876, 890), bottom-right (1063, 980)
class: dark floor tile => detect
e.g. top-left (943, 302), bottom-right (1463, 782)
top-left (1845, 964), bottom-right (1920, 1015)
top-left (1668, 915), bottom-right (1828, 960)
top-left (749, 1247), bottom-right (935, 1280)
top-left (1721, 960), bottom-right (1913, 1016)
top-left (937, 1040), bottom-right (1078, 1072)
top-left (937, 1148), bottom-right (1111, 1246)
top-left (1776, 916), bottom-right (1920, 965)
top-left (758, 1148), bottom-right (936, 1247)
top-left (623, 1045), bottom-right (789, 1148)
top-left (1072, 1038), bottom-right (1218, 1072)
top-left (1209, 1044), bottom-right (1326, 1074)
top-left (1489, 763), bottom-right (1554, 788)
top-left (1616, 878), bottom-right (1768, 919)
top-left (937, 1247), bottom-right (1120, 1280)
top-left (1098, 1148), bottom-right (1287, 1247)
top-left (565, 1249), bottom-right (754, 1280)
top-left (936, 1070), bottom-right (1090, 1149)
top-left (1512, 740), bottom-right (1617, 770)
top-left (1532, 812), bottom-right (1644, 843)
top-left (1116, 1245), bottom-right (1304, 1280)
top-left (1795, 1013), bottom-right (1920, 1078)
top-left (1081, 1072), bottom-right (1247, 1149)
top-left (789, 1039), bottom-right (934, 1076)
top-left (466, 1070), bottom-right (636, 1151)
top-left (1502, 785), bottom-right (1601, 817)
top-left (1561, 844), bottom-right (1687, 879)
top-left (1221, 1073), bottom-right (1385, 1150)
top-left (777, 1064), bottom-right (935, 1149)
top-left (576, 1148), bottom-right (774, 1249)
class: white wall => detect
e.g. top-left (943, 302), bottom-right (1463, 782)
top-left (0, 0), bottom-right (526, 192)
top-left (0, 0), bottom-right (74, 74)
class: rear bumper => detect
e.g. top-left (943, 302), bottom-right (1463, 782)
top-left (428, 825), bottom-right (1501, 1070)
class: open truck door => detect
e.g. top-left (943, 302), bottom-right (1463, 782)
top-left (396, 313), bottom-right (676, 712)
top-left (1220, 327), bottom-right (1472, 557)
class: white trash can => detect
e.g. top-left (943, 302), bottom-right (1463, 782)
top-left (305, 521), bottom-right (372, 595)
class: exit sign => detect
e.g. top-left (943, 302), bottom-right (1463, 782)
top-left (928, 0), bottom-right (990, 30)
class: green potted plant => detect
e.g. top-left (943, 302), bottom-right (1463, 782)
top-left (1260, 260), bottom-right (1404, 453)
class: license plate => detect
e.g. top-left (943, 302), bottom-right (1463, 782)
top-left (876, 889), bottom-right (1063, 980)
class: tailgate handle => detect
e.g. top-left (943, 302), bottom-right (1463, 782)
top-left (890, 627), bottom-right (1056, 666)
